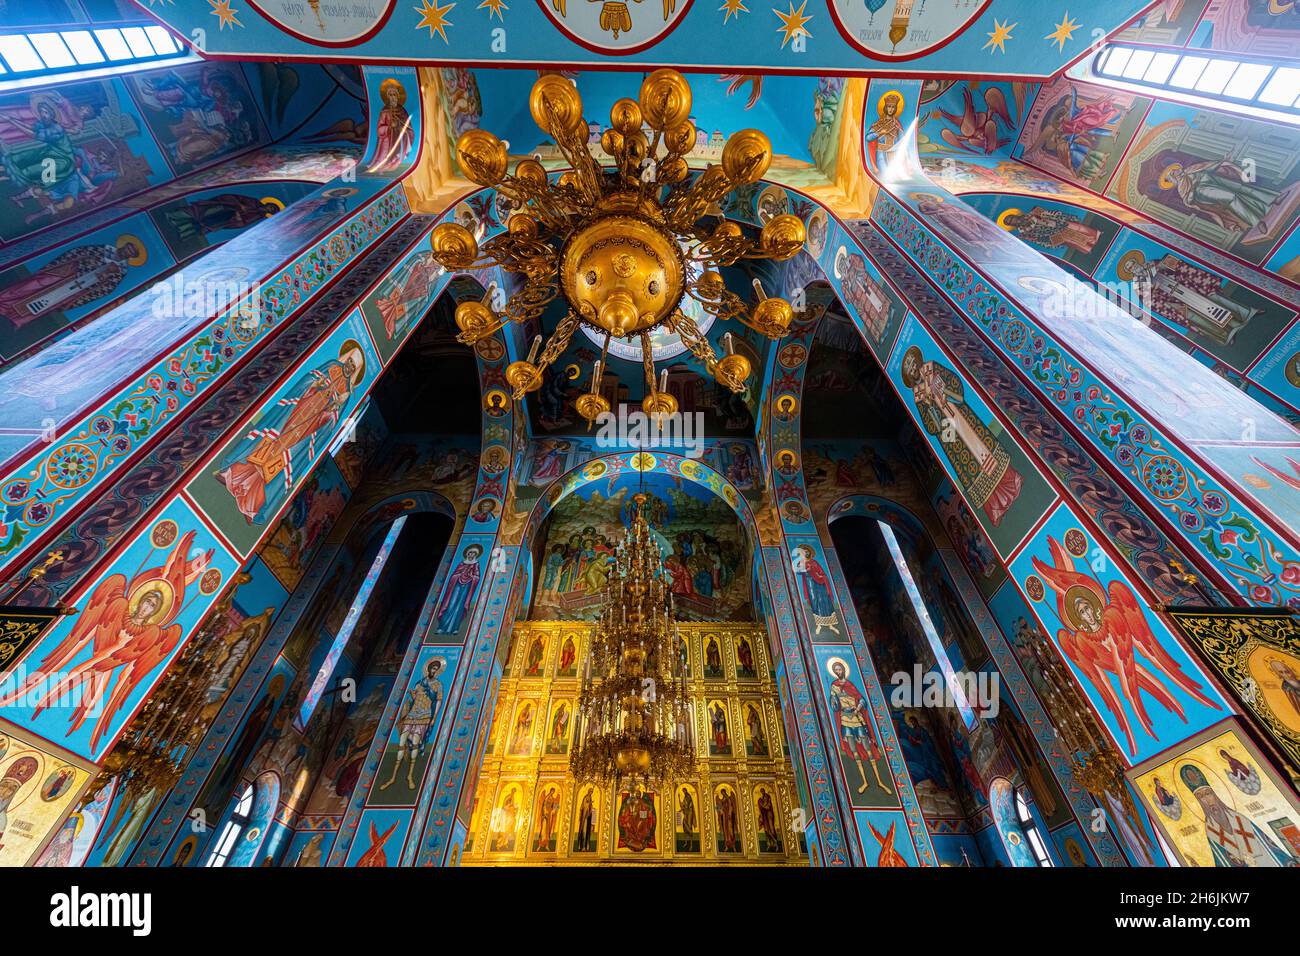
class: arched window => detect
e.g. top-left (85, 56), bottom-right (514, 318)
top-left (295, 514), bottom-right (408, 730)
top-left (1015, 787), bottom-right (1054, 868)
top-left (205, 783), bottom-right (254, 868)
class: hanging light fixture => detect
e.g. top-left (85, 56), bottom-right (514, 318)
top-left (427, 69), bottom-right (804, 424)
top-left (570, 492), bottom-right (694, 786)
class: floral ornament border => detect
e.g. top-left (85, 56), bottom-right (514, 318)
top-left (127, 260), bottom-right (506, 865)
top-left (0, 188), bottom-right (410, 568)
top-left (874, 195), bottom-right (1300, 607)
top-left (854, 225), bottom-right (1203, 605)
top-left (758, 546), bottom-right (854, 866)
top-left (757, 300), bottom-right (933, 866)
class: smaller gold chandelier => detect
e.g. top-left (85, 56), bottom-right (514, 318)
top-left (428, 69), bottom-right (804, 424)
top-left (571, 494), bottom-right (693, 786)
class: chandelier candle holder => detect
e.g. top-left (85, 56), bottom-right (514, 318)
top-left (1023, 624), bottom-right (1147, 832)
top-left (81, 573), bottom-right (252, 809)
top-left (428, 69), bottom-right (805, 423)
top-left (570, 494), bottom-right (694, 786)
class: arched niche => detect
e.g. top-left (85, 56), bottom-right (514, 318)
top-left (512, 455), bottom-right (759, 629)
top-left (520, 451), bottom-right (759, 550)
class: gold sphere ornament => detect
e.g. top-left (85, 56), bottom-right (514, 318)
top-left (658, 156), bottom-right (689, 183)
top-left (560, 214), bottom-right (684, 336)
top-left (610, 97), bottom-right (643, 134)
top-left (715, 352), bottom-right (752, 391)
top-left (601, 128), bottom-right (624, 156)
top-left (624, 130), bottom-right (648, 164)
top-left (455, 128), bottom-right (507, 185)
top-left (430, 221), bottom-right (479, 268)
top-left (664, 120), bottom-right (696, 155)
top-left (760, 213), bottom-right (806, 260)
top-left (712, 221), bottom-right (742, 240)
top-left (514, 158), bottom-right (548, 186)
top-left (530, 74), bottom-right (584, 136)
top-left (721, 128), bottom-right (773, 184)
top-left (696, 270), bottom-right (725, 297)
top-left (507, 213), bottom-right (538, 237)
top-left (639, 69), bottom-right (692, 130)
top-left (454, 300), bottom-right (495, 339)
top-left (752, 296), bottom-right (794, 337)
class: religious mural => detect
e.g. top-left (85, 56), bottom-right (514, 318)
top-left (1165, 607), bottom-right (1300, 787)
top-left (363, 72), bottom-right (418, 175)
top-left (185, 312), bottom-right (381, 556)
top-left (918, 80), bottom-right (1032, 159)
top-left (343, 809), bottom-right (410, 866)
top-left (854, 809), bottom-right (919, 866)
top-left (1015, 76), bottom-right (1150, 193)
top-left (462, 623), bottom-right (806, 864)
top-left (1108, 103), bottom-right (1300, 267)
top-left (359, 242), bottom-right (449, 364)
top-left (431, 537), bottom-right (487, 640)
top-left (0, 79), bottom-right (161, 244)
top-left (0, 501), bottom-right (234, 762)
top-left (530, 473), bottom-right (753, 623)
top-left (1011, 506), bottom-right (1229, 764)
top-left (1103, 226), bottom-right (1296, 372)
top-left (1133, 725), bottom-right (1300, 868)
top-left (368, 645), bottom-right (462, 806)
top-left (811, 645), bottom-right (898, 808)
top-left (0, 728), bottom-right (91, 867)
top-left (0, 227), bottom-right (166, 362)
top-left (964, 193), bottom-right (1121, 277)
top-left (128, 64), bottom-right (264, 176)
top-left (888, 316), bottom-right (1056, 555)
top-left (296, 676), bottom-right (390, 818)
top-left (260, 458), bottom-right (351, 592)
top-left (7, 0), bottom-right (1300, 885)
top-left (150, 184), bottom-right (306, 260)
top-left (31, 775), bottom-right (113, 868)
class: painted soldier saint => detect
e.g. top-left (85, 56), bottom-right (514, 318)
top-left (379, 657), bottom-right (445, 791)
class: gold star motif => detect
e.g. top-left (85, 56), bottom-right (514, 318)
top-left (983, 18), bottom-right (1017, 54)
top-left (478, 0), bottom-right (507, 20)
top-left (208, 0), bottom-right (242, 30)
top-left (720, 0), bottom-right (748, 24)
top-left (1045, 14), bottom-right (1079, 51)
top-left (773, 0), bottom-right (812, 49)
top-left (415, 0), bottom-right (455, 41)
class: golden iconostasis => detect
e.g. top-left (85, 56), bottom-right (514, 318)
top-left (461, 622), bottom-right (809, 865)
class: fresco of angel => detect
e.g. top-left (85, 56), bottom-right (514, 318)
top-left (1031, 536), bottom-right (1220, 756)
top-left (0, 530), bottom-right (213, 754)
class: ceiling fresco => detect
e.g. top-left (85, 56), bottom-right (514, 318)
top-left (140, 0), bottom-right (1150, 76)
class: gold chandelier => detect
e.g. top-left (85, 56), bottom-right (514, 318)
top-left (427, 69), bottom-right (805, 423)
top-left (80, 573), bottom-right (251, 811)
top-left (570, 493), bottom-right (694, 786)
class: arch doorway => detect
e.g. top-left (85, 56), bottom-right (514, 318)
top-left (460, 468), bottom-right (811, 866)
